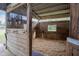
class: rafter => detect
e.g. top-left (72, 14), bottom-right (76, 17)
top-left (36, 4), bottom-right (69, 14)
top-left (39, 9), bottom-right (70, 16)
top-left (32, 10), bottom-right (41, 19)
top-left (22, 4), bottom-right (41, 19)
top-left (41, 13), bottom-right (70, 19)
top-left (7, 3), bottom-right (25, 13)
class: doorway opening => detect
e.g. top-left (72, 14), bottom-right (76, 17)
top-left (32, 17), bottom-right (70, 56)
top-left (0, 10), bottom-right (6, 54)
top-left (32, 3), bottom-right (70, 56)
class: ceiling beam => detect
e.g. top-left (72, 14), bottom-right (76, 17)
top-left (36, 4), bottom-right (69, 14)
top-left (7, 3), bottom-right (25, 13)
top-left (39, 9), bottom-right (70, 16)
top-left (41, 13), bottom-right (70, 19)
top-left (32, 3), bottom-right (60, 11)
top-left (32, 10), bottom-right (41, 19)
top-left (22, 4), bottom-right (41, 19)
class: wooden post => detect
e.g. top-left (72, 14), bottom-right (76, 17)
top-left (27, 3), bottom-right (32, 56)
top-left (66, 3), bottom-right (79, 56)
top-left (70, 4), bottom-right (79, 39)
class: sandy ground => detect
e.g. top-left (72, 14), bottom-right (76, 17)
top-left (32, 38), bottom-right (66, 56)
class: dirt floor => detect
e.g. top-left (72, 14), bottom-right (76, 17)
top-left (32, 38), bottom-right (66, 56)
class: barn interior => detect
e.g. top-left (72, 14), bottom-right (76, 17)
top-left (0, 3), bottom-right (70, 56)
top-left (31, 3), bottom-right (70, 56)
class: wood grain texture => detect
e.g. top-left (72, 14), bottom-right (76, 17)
top-left (34, 21), bottom-right (69, 40)
top-left (70, 4), bottom-right (79, 39)
top-left (27, 3), bottom-right (32, 56)
top-left (7, 29), bottom-right (29, 56)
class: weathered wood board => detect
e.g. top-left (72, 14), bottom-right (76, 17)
top-left (66, 37), bottom-right (79, 56)
top-left (6, 29), bottom-right (29, 56)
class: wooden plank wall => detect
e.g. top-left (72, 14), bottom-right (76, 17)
top-left (70, 4), bottom-right (79, 39)
top-left (66, 3), bottom-right (79, 56)
top-left (6, 3), bottom-right (32, 56)
top-left (34, 21), bottom-right (69, 40)
top-left (7, 29), bottom-right (29, 56)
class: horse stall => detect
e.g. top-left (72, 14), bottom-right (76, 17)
top-left (32, 19), bottom-right (70, 56)
top-left (31, 3), bottom-right (70, 56)
top-left (0, 3), bottom-right (79, 56)
top-left (5, 3), bottom-right (70, 56)
top-left (2, 3), bottom-right (79, 56)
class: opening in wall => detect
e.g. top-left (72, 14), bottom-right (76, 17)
top-left (48, 25), bottom-right (57, 32)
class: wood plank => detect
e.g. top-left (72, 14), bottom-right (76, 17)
top-left (32, 3), bottom-right (61, 11)
top-left (41, 13), bottom-right (70, 19)
top-left (39, 9), bottom-right (70, 16)
top-left (7, 3), bottom-right (24, 12)
top-left (7, 32), bottom-right (29, 56)
top-left (36, 4), bottom-right (69, 14)
top-left (7, 34), bottom-right (29, 47)
top-left (32, 10), bottom-right (41, 19)
top-left (7, 43), bottom-right (29, 56)
top-left (70, 4), bottom-right (78, 38)
top-left (7, 40), bottom-right (29, 52)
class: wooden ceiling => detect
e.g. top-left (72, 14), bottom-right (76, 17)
top-left (6, 3), bottom-right (70, 19)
